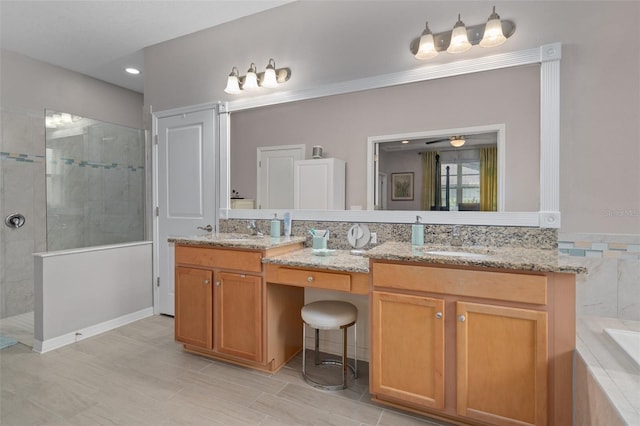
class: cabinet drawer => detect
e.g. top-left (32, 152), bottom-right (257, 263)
top-left (175, 246), bottom-right (262, 273)
top-left (273, 267), bottom-right (351, 292)
top-left (372, 263), bottom-right (547, 305)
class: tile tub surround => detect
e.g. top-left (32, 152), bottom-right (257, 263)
top-left (219, 220), bottom-right (558, 251)
top-left (560, 233), bottom-right (640, 321)
top-left (575, 316), bottom-right (640, 425)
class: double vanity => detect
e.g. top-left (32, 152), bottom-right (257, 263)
top-left (169, 233), bottom-right (585, 426)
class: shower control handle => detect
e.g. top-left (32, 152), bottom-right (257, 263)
top-left (4, 213), bottom-right (25, 229)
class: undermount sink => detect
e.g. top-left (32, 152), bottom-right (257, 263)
top-left (217, 234), bottom-right (263, 241)
top-left (424, 250), bottom-right (491, 259)
top-left (422, 246), bottom-right (496, 259)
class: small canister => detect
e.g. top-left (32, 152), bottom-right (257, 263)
top-left (312, 146), bottom-right (323, 159)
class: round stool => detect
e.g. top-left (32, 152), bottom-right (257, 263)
top-left (301, 300), bottom-right (358, 390)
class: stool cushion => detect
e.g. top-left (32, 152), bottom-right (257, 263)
top-left (301, 301), bottom-right (357, 330)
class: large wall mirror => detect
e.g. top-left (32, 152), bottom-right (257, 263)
top-left (220, 43), bottom-right (561, 227)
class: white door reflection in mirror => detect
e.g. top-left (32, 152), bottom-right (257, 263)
top-left (256, 144), bottom-right (305, 209)
top-left (369, 124), bottom-right (505, 212)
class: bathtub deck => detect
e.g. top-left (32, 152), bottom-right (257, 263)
top-left (577, 316), bottom-right (640, 425)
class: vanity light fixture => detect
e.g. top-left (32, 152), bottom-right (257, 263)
top-left (224, 67), bottom-right (241, 94)
top-left (243, 63), bottom-right (259, 90)
top-left (447, 14), bottom-right (472, 54)
top-left (411, 6), bottom-right (515, 59)
top-left (261, 59), bottom-right (279, 88)
top-left (224, 59), bottom-right (291, 95)
top-left (480, 6), bottom-right (507, 47)
top-left (450, 136), bottom-right (466, 148)
top-left (414, 22), bottom-right (438, 60)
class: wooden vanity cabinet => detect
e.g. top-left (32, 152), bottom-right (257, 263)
top-left (216, 272), bottom-right (262, 362)
top-left (371, 261), bottom-right (574, 426)
top-left (174, 243), bottom-right (303, 371)
top-left (371, 291), bottom-right (445, 410)
top-left (175, 266), bottom-right (213, 349)
top-left (456, 301), bottom-right (548, 426)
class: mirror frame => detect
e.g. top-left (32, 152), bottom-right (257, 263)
top-left (217, 43), bottom-right (561, 228)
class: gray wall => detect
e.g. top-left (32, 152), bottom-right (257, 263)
top-left (0, 49), bottom-right (144, 318)
top-left (143, 1), bottom-right (639, 236)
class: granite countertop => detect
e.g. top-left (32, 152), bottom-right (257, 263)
top-left (262, 248), bottom-right (370, 273)
top-left (169, 233), bottom-right (306, 250)
top-left (365, 241), bottom-right (588, 274)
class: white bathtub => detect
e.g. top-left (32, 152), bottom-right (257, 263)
top-left (576, 317), bottom-right (640, 425)
top-left (604, 327), bottom-right (640, 369)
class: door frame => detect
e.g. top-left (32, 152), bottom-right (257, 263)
top-left (151, 104), bottom-right (221, 315)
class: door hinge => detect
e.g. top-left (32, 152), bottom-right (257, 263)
top-left (155, 134), bottom-right (159, 145)
top-left (156, 277), bottom-right (160, 287)
top-left (258, 160), bottom-right (261, 167)
top-left (155, 206), bottom-right (159, 216)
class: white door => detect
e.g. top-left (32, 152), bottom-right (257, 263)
top-left (257, 145), bottom-right (305, 209)
top-left (156, 109), bottom-right (217, 315)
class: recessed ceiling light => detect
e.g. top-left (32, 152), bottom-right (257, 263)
top-left (125, 67), bottom-right (141, 75)
top-left (401, 140), bottom-right (409, 144)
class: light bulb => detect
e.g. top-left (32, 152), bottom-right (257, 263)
top-left (480, 6), bottom-right (507, 47)
top-left (415, 22), bottom-right (439, 60)
top-left (224, 67), bottom-right (241, 94)
top-left (243, 63), bottom-right (259, 90)
top-left (261, 59), bottom-right (278, 88)
top-left (447, 14), bottom-right (472, 54)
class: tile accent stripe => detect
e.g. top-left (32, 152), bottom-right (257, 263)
top-left (1, 152), bottom-right (45, 163)
top-left (1, 151), bottom-right (143, 171)
top-left (559, 238), bottom-right (640, 260)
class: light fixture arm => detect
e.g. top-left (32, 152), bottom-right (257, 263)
top-left (410, 19), bottom-right (515, 55)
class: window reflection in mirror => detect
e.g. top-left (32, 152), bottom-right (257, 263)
top-left (372, 127), bottom-right (503, 212)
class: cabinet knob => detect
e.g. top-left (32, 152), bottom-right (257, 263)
top-left (458, 315), bottom-right (466, 322)
top-left (435, 312), bottom-right (443, 319)
top-left (215, 281), bottom-right (220, 286)
top-left (307, 276), bottom-right (314, 283)
top-left (203, 279), bottom-right (210, 285)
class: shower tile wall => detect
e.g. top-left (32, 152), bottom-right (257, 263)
top-left (0, 107), bottom-right (47, 319)
top-left (46, 123), bottom-right (145, 250)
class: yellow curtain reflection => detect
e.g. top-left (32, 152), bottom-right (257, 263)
top-left (421, 151), bottom-right (437, 210)
top-left (480, 146), bottom-right (498, 211)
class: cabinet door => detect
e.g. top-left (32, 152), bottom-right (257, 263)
top-left (216, 272), bottom-right (263, 362)
top-left (175, 267), bottom-right (213, 349)
top-left (456, 301), bottom-right (548, 426)
top-left (371, 291), bottom-right (445, 410)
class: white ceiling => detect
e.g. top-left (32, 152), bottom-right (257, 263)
top-left (0, 0), bottom-right (293, 93)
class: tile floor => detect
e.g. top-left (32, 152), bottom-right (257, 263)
top-left (0, 315), bottom-right (450, 426)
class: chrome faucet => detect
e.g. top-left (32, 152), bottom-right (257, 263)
top-left (451, 225), bottom-right (463, 247)
top-left (247, 220), bottom-right (264, 237)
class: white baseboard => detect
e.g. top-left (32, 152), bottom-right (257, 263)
top-left (32, 307), bottom-right (154, 354)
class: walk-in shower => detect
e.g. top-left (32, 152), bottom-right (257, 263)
top-left (0, 109), bottom-right (149, 349)
top-left (45, 110), bottom-right (145, 250)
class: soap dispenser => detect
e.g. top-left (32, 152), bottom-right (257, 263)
top-left (270, 213), bottom-right (281, 238)
top-left (411, 216), bottom-right (424, 246)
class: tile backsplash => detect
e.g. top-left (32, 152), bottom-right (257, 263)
top-left (219, 219), bottom-right (557, 250)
